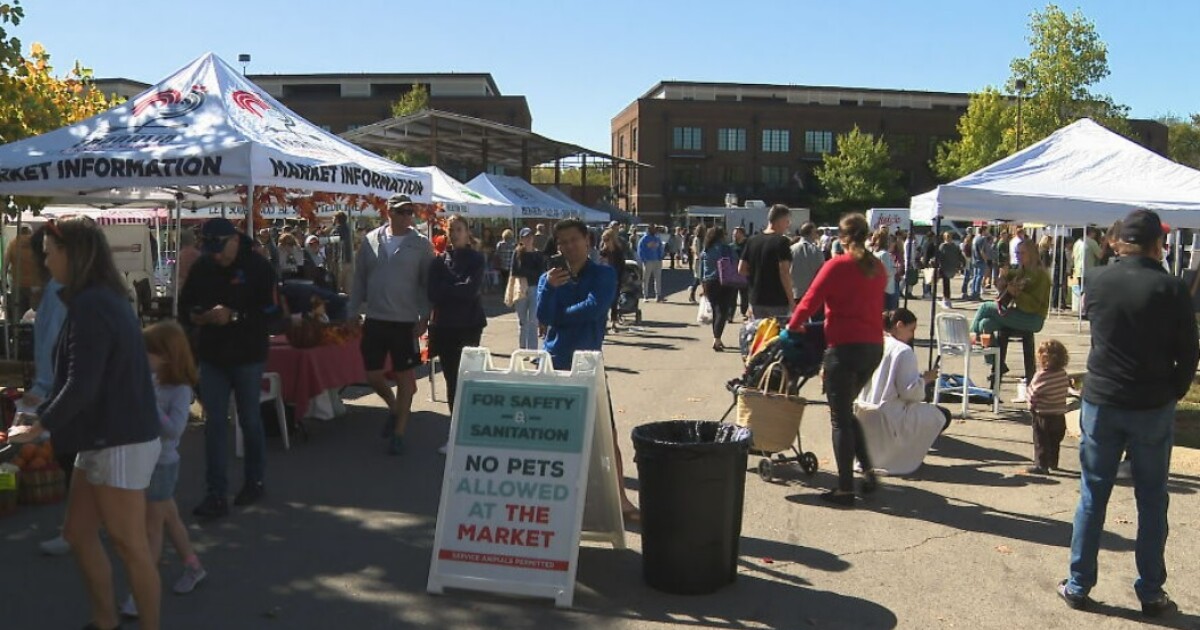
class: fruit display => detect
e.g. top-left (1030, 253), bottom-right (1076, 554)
top-left (11, 441), bottom-right (65, 505)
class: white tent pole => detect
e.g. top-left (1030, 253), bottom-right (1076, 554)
top-left (171, 200), bottom-right (185, 318)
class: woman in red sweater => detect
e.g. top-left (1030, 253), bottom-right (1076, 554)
top-left (786, 213), bottom-right (886, 506)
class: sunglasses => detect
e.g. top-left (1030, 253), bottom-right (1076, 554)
top-left (389, 205), bottom-right (415, 215)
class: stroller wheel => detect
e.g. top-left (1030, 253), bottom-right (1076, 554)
top-left (758, 458), bottom-right (774, 482)
top-left (801, 452), bottom-right (819, 476)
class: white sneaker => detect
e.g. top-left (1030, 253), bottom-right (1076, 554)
top-left (173, 564), bottom-right (207, 594)
top-left (437, 442), bottom-right (448, 455)
top-left (1116, 460), bottom-right (1132, 480)
top-left (38, 535), bottom-right (70, 556)
top-left (119, 593), bottom-right (139, 618)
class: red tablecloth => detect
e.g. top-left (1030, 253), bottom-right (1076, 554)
top-left (266, 336), bottom-right (368, 419)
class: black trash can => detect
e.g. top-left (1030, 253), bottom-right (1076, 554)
top-left (632, 420), bottom-right (751, 595)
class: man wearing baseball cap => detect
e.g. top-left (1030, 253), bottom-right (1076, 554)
top-left (180, 218), bottom-right (279, 518)
top-left (1058, 209), bottom-right (1198, 617)
top-left (347, 194), bottom-right (434, 455)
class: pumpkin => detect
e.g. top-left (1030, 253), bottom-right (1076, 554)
top-left (18, 444), bottom-right (37, 460)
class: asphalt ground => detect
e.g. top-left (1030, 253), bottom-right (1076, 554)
top-left (3, 267), bottom-right (1199, 629)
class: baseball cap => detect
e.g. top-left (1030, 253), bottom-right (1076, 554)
top-left (387, 194), bottom-right (416, 212)
top-left (200, 218), bottom-right (239, 254)
top-left (519, 227), bottom-right (533, 238)
top-left (305, 234), bottom-right (320, 245)
top-left (1119, 209), bottom-right (1165, 246)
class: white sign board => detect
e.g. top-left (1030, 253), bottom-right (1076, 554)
top-left (866, 208), bottom-right (911, 233)
top-left (428, 349), bottom-right (623, 607)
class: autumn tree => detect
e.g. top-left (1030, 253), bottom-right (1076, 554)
top-left (815, 126), bottom-right (904, 214)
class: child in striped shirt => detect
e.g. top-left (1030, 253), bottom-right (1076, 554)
top-left (1026, 339), bottom-right (1071, 474)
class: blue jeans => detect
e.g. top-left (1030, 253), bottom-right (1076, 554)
top-left (1066, 399), bottom-right (1175, 602)
top-left (200, 361), bottom-right (266, 497)
top-left (969, 262), bottom-right (985, 298)
top-left (515, 295), bottom-right (539, 351)
top-left (960, 262), bottom-right (973, 296)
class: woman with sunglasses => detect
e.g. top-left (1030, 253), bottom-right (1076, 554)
top-left (7, 218), bottom-right (164, 630)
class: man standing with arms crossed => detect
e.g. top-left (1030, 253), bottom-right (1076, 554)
top-left (348, 194), bottom-right (435, 456)
top-left (637, 225), bottom-right (666, 302)
top-left (738, 204), bottom-right (794, 319)
top-left (1057, 209), bottom-right (1198, 617)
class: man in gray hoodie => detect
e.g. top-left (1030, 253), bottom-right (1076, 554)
top-left (349, 194), bottom-right (434, 455)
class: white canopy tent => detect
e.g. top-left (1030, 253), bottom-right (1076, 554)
top-left (0, 52), bottom-right (431, 206)
top-left (541, 186), bottom-right (611, 224)
top-left (415, 166), bottom-right (513, 219)
top-left (911, 119), bottom-right (1200, 228)
top-left (466, 173), bottom-right (585, 221)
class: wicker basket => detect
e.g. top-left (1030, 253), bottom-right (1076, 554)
top-left (17, 468), bottom-right (66, 505)
top-left (735, 361), bottom-right (806, 453)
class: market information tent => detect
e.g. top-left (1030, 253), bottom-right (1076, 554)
top-left (0, 52), bottom-right (432, 313)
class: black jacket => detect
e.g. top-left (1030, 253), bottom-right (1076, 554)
top-left (37, 286), bottom-right (160, 453)
top-left (427, 247), bottom-right (486, 330)
top-left (1084, 256), bottom-right (1199, 409)
top-left (179, 237), bottom-right (279, 366)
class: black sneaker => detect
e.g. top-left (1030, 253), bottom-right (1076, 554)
top-left (192, 495), bottom-right (229, 519)
top-left (1141, 593), bottom-right (1177, 618)
top-left (1057, 579), bottom-right (1089, 610)
top-left (233, 482), bottom-right (265, 507)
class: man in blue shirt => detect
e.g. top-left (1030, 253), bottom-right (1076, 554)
top-left (537, 219), bottom-right (617, 371)
top-left (637, 225), bottom-right (666, 302)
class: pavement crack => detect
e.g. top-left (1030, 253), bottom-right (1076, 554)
top-left (837, 530), bottom-right (970, 557)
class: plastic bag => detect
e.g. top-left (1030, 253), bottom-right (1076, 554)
top-left (696, 298), bottom-right (713, 324)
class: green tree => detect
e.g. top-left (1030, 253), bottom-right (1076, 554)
top-left (530, 166), bottom-right (612, 188)
top-left (390, 83), bottom-right (429, 118)
top-left (932, 87), bottom-right (1014, 181)
top-left (815, 126), bottom-right (904, 213)
top-left (1160, 114), bottom-right (1200, 169)
top-left (1008, 3), bottom-right (1129, 144)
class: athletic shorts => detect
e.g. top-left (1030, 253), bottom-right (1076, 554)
top-left (74, 439), bottom-right (162, 490)
top-left (145, 461), bottom-right (180, 502)
top-left (361, 319), bottom-right (423, 373)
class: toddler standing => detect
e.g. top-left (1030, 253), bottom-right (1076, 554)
top-left (1026, 339), bottom-right (1071, 474)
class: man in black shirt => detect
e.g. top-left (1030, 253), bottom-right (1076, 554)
top-left (738, 204), bottom-right (794, 319)
top-left (1058, 209), bottom-right (1198, 617)
top-left (181, 219), bottom-right (280, 518)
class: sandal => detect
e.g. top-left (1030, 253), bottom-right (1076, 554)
top-left (819, 490), bottom-right (855, 507)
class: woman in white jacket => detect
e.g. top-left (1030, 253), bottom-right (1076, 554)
top-left (855, 308), bottom-right (951, 475)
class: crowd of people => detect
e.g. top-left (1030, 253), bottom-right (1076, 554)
top-left (3, 199), bottom-right (1198, 625)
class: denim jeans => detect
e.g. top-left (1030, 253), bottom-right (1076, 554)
top-left (200, 361), bottom-right (266, 497)
top-left (1066, 399), bottom-right (1175, 602)
top-left (960, 262), bottom-right (973, 296)
top-left (969, 262), bottom-right (986, 298)
top-left (515, 295), bottom-right (539, 350)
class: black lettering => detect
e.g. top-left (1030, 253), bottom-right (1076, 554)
top-left (270, 158), bottom-right (287, 178)
top-left (202, 156), bottom-right (221, 176)
top-left (94, 158), bottom-right (110, 177)
top-left (63, 159), bottom-right (82, 178)
top-left (110, 159), bottom-right (125, 178)
top-left (128, 159), bottom-right (145, 177)
top-left (182, 157), bottom-right (201, 176)
top-left (144, 159), bottom-right (162, 177)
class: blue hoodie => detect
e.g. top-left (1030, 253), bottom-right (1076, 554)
top-left (536, 260), bottom-right (617, 370)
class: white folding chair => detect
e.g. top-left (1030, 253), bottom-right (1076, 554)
top-left (232, 372), bottom-right (289, 459)
top-left (427, 355), bottom-right (442, 403)
top-left (933, 313), bottom-right (1000, 418)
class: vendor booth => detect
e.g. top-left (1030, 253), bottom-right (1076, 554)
top-left (541, 187), bottom-right (611, 224)
top-left (417, 166), bottom-right (513, 220)
top-left (466, 173), bottom-right (583, 221)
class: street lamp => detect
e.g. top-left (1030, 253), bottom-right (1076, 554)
top-left (1015, 78), bottom-right (1027, 149)
top-left (238, 53), bottom-right (251, 75)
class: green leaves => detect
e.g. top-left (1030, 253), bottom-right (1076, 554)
top-left (390, 83), bottom-right (429, 118)
top-left (815, 126), bottom-right (904, 209)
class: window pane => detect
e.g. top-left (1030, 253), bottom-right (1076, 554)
top-left (673, 126), bottom-right (702, 150)
top-left (761, 129), bottom-right (790, 153)
top-left (804, 131), bottom-right (833, 154)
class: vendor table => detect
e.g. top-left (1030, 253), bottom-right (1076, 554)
top-left (266, 336), bottom-right (369, 420)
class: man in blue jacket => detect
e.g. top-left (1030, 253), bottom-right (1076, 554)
top-left (637, 225), bottom-right (666, 302)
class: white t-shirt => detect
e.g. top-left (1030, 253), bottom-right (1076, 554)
top-left (1009, 236), bottom-right (1024, 265)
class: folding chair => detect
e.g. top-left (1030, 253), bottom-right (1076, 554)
top-left (933, 313), bottom-right (1000, 418)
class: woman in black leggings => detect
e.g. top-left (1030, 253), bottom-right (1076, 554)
top-left (785, 213), bottom-right (887, 506)
top-left (699, 226), bottom-right (737, 351)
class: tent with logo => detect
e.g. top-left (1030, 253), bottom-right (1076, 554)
top-left (541, 186), bottom-right (611, 224)
top-left (466, 173), bottom-right (589, 221)
top-left (0, 52), bottom-right (431, 207)
top-left (416, 166), bottom-right (513, 219)
top-left (910, 118), bottom-right (1200, 228)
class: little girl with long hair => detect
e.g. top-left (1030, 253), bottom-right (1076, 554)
top-left (122, 322), bottom-right (207, 618)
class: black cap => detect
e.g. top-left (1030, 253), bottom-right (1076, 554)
top-left (200, 218), bottom-right (239, 253)
top-left (1119, 209), bottom-right (1165, 246)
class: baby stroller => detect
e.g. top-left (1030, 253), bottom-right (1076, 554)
top-left (615, 259), bottom-right (643, 324)
top-left (722, 319), bottom-right (825, 481)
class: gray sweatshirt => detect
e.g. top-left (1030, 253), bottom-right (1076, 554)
top-left (348, 225), bottom-right (434, 322)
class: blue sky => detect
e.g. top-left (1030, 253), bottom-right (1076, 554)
top-left (19, 0), bottom-right (1199, 153)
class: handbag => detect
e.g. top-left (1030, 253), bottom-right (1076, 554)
top-left (503, 273), bottom-right (528, 308)
top-left (717, 255), bottom-right (748, 288)
top-left (736, 360), bottom-right (805, 453)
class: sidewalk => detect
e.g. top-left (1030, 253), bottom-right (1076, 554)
top-left (2, 269), bottom-right (1198, 629)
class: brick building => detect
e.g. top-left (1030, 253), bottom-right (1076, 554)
top-left (610, 81), bottom-right (1168, 224)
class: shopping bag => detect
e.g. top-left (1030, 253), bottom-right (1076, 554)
top-left (736, 360), bottom-right (805, 453)
top-left (696, 298), bottom-right (713, 324)
top-left (503, 273), bottom-right (527, 308)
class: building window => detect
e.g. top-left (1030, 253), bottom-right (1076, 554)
top-left (761, 129), bottom-right (790, 153)
top-left (718, 165), bottom-right (744, 184)
top-left (804, 130), bottom-right (834, 154)
top-left (717, 128), bottom-right (746, 152)
top-left (618, 134), bottom-right (626, 157)
top-left (671, 165), bottom-right (701, 192)
top-left (673, 126), bottom-right (702, 151)
top-left (761, 165), bottom-right (789, 188)
top-left (631, 126), bottom-right (638, 152)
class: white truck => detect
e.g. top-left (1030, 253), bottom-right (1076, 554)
top-left (684, 203), bottom-right (810, 235)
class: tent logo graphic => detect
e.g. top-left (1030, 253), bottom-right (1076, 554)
top-left (231, 90), bottom-right (270, 117)
top-left (131, 84), bottom-right (207, 122)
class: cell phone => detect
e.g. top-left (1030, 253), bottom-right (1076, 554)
top-left (549, 254), bottom-right (568, 272)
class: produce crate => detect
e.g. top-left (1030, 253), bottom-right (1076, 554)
top-left (17, 468), bottom-right (66, 505)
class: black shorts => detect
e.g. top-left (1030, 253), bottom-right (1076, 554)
top-left (361, 319), bottom-right (423, 373)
